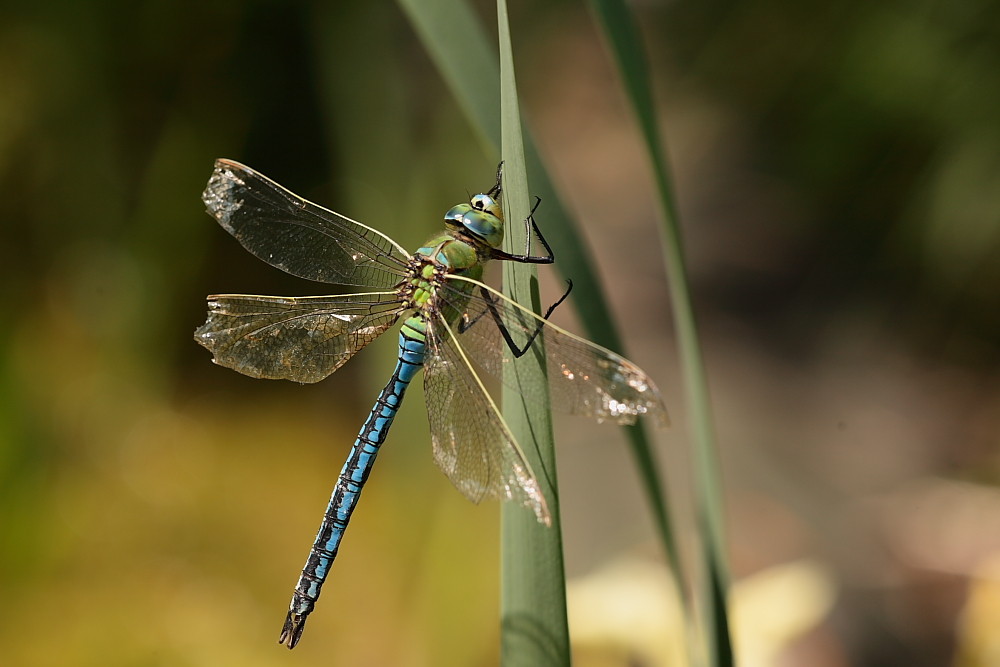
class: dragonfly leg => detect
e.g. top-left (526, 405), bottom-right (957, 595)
top-left (481, 280), bottom-right (573, 358)
top-left (489, 197), bottom-right (556, 265)
top-left (487, 161), bottom-right (503, 198)
top-left (456, 277), bottom-right (570, 337)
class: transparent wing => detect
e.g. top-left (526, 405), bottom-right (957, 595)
top-left (203, 159), bottom-right (411, 288)
top-left (439, 276), bottom-right (669, 427)
top-left (195, 292), bottom-right (403, 383)
top-left (423, 316), bottom-right (550, 525)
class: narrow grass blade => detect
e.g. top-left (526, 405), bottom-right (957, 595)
top-left (495, 2), bottom-right (570, 665)
top-left (586, 0), bottom-right (734, 664)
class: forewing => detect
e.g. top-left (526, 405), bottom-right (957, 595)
top-left (423, 317), bottom-right (550, 525)
top-left (203, 159), bottom-right (410, 288)
top-left (440, 277), bottom-right (669, 427)
top-left (195, 293), bottom-right (403, 383)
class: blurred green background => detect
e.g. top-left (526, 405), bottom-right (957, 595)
top-left (2, 1), bottom-right (999, 665)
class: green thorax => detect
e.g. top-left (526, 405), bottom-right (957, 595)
top-left (400, 190), bottom-right (506, 338)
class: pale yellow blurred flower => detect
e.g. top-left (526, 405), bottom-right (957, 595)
top-left (955, 553), bottom-right (1000, 667)
top-left (568, 557), bottom-right (835, 667)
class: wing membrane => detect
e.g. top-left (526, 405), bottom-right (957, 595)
top-left (195, 293), bottom-right (403, 383)
top-left (440, 276), bottom-right (669, 427)
top-left (203, 159), bottom-right (411, 288)
top-left (423, 316), bottom-right (550, 524)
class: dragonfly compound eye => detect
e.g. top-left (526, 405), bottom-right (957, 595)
top-left (444, 203), bottom-right (504, 248)
top-left (470, 194), bottom-right (502, 220)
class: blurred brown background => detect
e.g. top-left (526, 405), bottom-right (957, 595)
top-left (2, 1), bottom-right (999, 665)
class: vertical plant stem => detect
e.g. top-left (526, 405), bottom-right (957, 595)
top-left (496, 2), bottom-right (570, 666)
top-left (586, 0), bottom-right (734, 664)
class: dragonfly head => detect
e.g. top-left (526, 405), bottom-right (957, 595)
top-left (444, 193), bottom-right (505, 249)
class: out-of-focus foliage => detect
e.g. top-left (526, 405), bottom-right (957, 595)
top-left (1, 0), bottom-right (998, 665)
top-left (657, 0), bottom-right (1000, 354)
top-left (0, 2), bottom-right (499, 665)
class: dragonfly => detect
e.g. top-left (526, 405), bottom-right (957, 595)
top-left (195, 159), bottom-right (669, 649)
